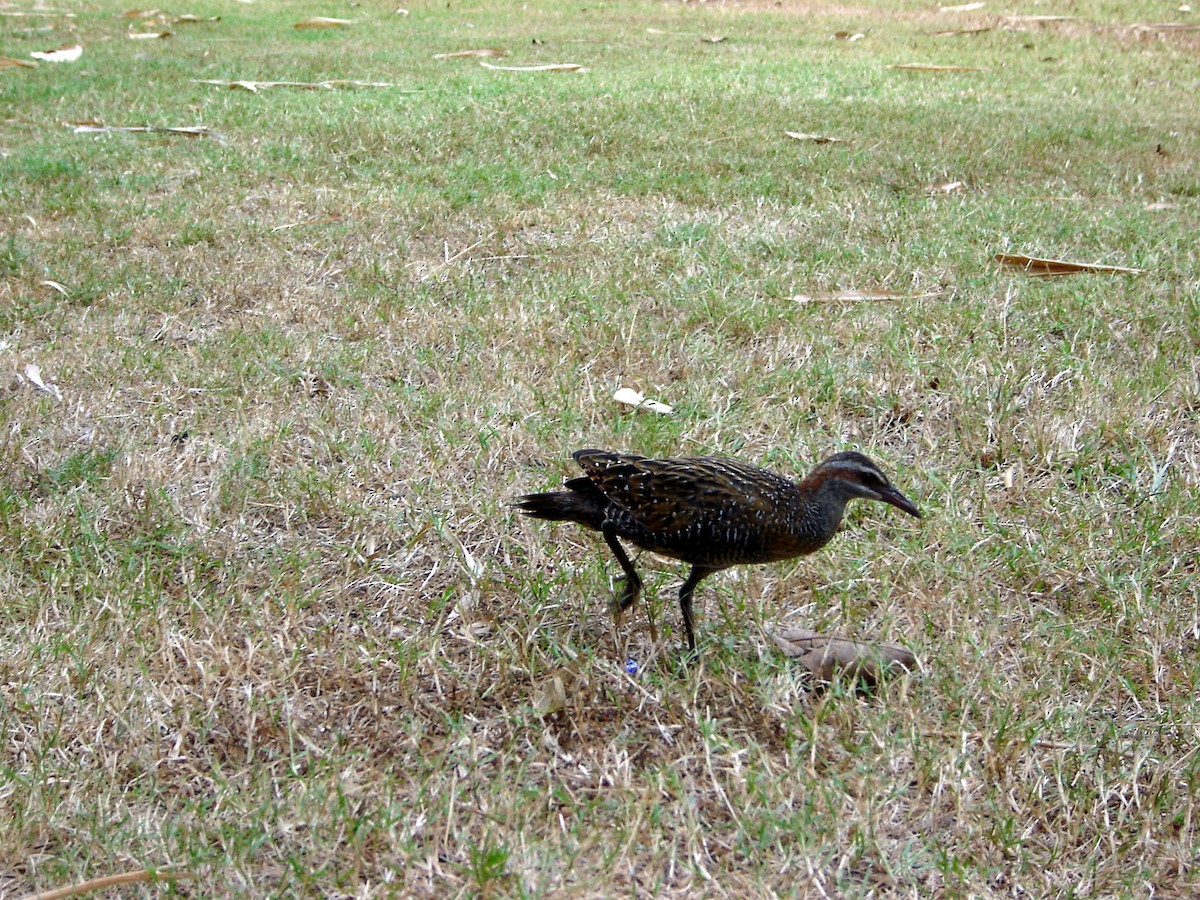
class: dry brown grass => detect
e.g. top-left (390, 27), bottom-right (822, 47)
top-left (2, 0), bottom-right (1199, 896)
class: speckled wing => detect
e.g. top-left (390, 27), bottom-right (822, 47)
top-left (572, 450), bottom-right (782, 534)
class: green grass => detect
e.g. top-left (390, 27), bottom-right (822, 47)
top-left (2, 0), bottom-right (1199, 895)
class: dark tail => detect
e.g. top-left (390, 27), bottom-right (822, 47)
top-left (512, 476), bottom-right (607, 531)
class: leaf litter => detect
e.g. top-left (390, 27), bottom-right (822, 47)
top-left (889, 62), bottom-right (983, 72)
top-left (612, 387), bottom-right (673, 415)
top-left (480, 61), bottom-right (584, 73)
top-left (433, 48), bottom-right (506, 59)
top-left (30, 43), bottom-right (82, 62)
top-left (785, 131), bottom-right (846, 144)
top-left (793, 289), bottom-right (945, 303)
top-left (196, 79), bottom-right (422, 93)
top-left (993, 253), bottom-right (1143, 276)
top-left (772, 628), bottom-right (917, 685)
top-left (21, 363), bottom-right (63, 401)
top-left (293, 16), bottom-right (354, 29)
top-left (70, 123), bottom-right (225, 142)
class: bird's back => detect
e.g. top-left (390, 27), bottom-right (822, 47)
top-left (572, 450), bottom-right (823, 567)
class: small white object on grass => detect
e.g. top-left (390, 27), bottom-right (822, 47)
top-left (612, 387), bottom-right (673, 415)
top-left (23, 363), bottom-right (63, 401)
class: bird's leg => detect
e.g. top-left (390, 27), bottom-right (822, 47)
top-left (601, 521), bottom-right (642, 627)
top-left (678, 566), bottom-right (716, 656)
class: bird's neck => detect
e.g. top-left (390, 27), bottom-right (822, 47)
top-left (750, 476), bottom-right (849, 560)
top-left (792, 471), bottom-right (856, 546)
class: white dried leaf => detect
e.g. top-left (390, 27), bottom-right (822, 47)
top-left (785, 131), bottom-right (845, 144)
top-left (30, 44), bottom-right (83, 62)
top-left (613, 387), bottom-right (673, 415)
top-left (23, 363), bottom-right (63, 401)
top-left (793, 289), bottom-right (944, 303)
top-left (480, 61), bottom-right (584, 72)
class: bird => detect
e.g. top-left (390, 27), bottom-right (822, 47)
top-left (514, 449), bottom-right (921, 654)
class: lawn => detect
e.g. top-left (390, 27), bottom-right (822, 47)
top-left (1, 0), bottom-right (1198, 896)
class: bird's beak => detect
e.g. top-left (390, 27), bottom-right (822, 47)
top-left (881, 488), bottom-right (922, 518)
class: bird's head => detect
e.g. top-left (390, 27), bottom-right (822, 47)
top-left (812, 451), bottom-right (922, 518)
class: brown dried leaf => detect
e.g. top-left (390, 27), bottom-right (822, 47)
top-left (171, 14), bottom-right (221, 24)
top-left (1, 56), bottom-right (38, 69)
top-left (931, 27), bottom-right (993, 36)
top-left (831, 30), bottom-right (867, 41)
top-left (772, 628), bottom-right (917, 684)
top-left (1130, 21), bottom-right (1200, 31)
top-left (1005, 14), bottom-right (1078, 22)
top-left (993, 253), bottom-right (1143, 277)
top-left (532, 666), bottom-right (579, 717)
top-left (127, 30), bottom-right (171, 39)
top-left (122, 7), bottom-right (159, 17)
top-left (293, 16), bottom-right (354, 29)
top-left (433, 48), bottom-right (506, 59)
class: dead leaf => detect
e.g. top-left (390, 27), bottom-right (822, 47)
top-left (613, 387), bottom-right (673, 415)
top-left (702, 35), bottom-right (727, 43)
top-left (30, 43), bottom-right (83, 62)
top-left (939, 1), bottom-right (985, 10)
top-left (889, 62), bottom-right (983, 71)
top-left (1145, 201), bottom-right (1177, 211)
top-left (931, 27), bottom-right (993, 36)
top-left (927, 180), bottom-right (966, 194)
top-left (171, 14), bottom-right (221, 24)
top-left (772, 628), bottom-right (917, 684)
top-left (122, 7), bottom-right (160, 17)
top-left (270, 216), bottom-right (342, 232)
top-left (433, 48), bottom-right (506, 59)
top-left (993, 253), bottom-right (1143, 276)
top-left (5, 867), bottom-right (193, 899)
top-left (831, 30), bottom-right (867, 41)
top-left (785, 131), bottom-right (846, 144)
top-left (40, 280), bottom-right (69, 296)
top-left (480, 61), bottom-right (584, 72)
top-left (1, 57), bottom-right (38, 69)
top-left (128, 30), bottom-right (171, 39)
top-left (195, 79), bottom-right (420, 92)
top-left (71, 123), bottom-right (221, 141)
top-left (293, 16), bottom-right (354, 29)
top-left (1130, 21), bottom-right (1200, 31)
top-left (532, 666), bottom-right (579, 716)
top-left (22, 363), bottom-right (63, 401)
top-left (1005, 14), bottom-right (1078, 22)
top-left (793, 289), bottom-right (944, 303)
